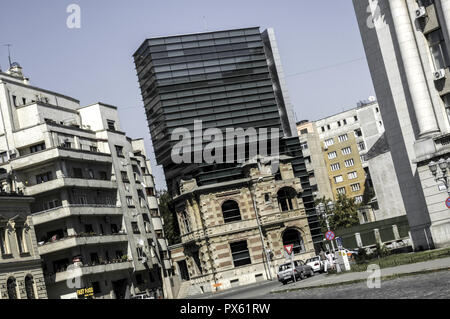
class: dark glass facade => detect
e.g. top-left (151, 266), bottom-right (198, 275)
top-left (134, 27), bottom-right (322, 251)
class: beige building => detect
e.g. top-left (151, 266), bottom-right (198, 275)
top-left (0, 176), bottom-right (48, 299)
top-left (169, 159), bottom-right (315, 296)
top-left (297, 101), bottom-right (406, 223)
top-left (0, 63), bottom-right (171, 298)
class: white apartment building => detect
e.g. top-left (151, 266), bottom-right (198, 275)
top-left (0, 63), bottom-right (171, 298)
top-left (354, 0), bottom-right (450, 249)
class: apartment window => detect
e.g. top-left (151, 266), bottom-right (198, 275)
top-left (376, 107), bottom-right (379, 113)
top-left (137, 247), bottom-right (144, 260)
top-left (337, 121), bottom-right (341, 127)
top-left (12, 95), bottom-right (17, 107)
top-left (324, 138), bottom-right (334, 147)
top-left (358, 142), bottom-right (366, 151)
top-left (88, 169), bottom-right (95, 179)
top-left (107, 120), bottom-right (116, 131)
top-left (337, 187), bottom-right (346, 195)
top-left (444, 95), bottom-right (450, 122)
top-left (351, 183), bottom-right (361, 192)
top-left (341, 147), bottom-right (352, 155)
top-left (73, 168), bottom-right (83, 179)
top-left (61, 140), bottom-right (72, 149)
top-left (90, 146), bottom-right (98, 153)
top-left (345, 159), bottom-right (355, 167)
top-left (354, 116), bottom-right (358, 121)
top-left (360, 155), bottom-right (366, 163)
top-left (277, 188), bottom-right (296, 212)
top-left (0, 151), bottom-right (8, 164)
top-left (334, 175), bottom-right (344, 183)
top-left (300, 129), bottom-right (308, 135)
top-left (343, 119), bottom-right (347, 125)
top-left (283, 229), bottom-right (305, 254)
top-left (264, 193), bottom-right (271, 203)
top-left (115, 145), bottom-right (124, 157)
top-left (330, 163), bottom-right (341, 171)
top-left (427, 29), bottom-right (450, 70)
top-left (25, 275), bottom-right (36, 299)
top-left (43, 199), bottom-right (61, 211)
top-left (90, 253), bottom-right (99, 265)
top-left (15, 227), bottom-right (25, 254)
top-left (304, 156), bottom-right (311, 164)
top-left (99, 171), bottom-right (108, 180)
top-left (354, 129), bottom-right (363, 137)
top-left (36, 172), bottom-right (53, 184)
top-left (321, 127), bottom-right (325, 132)
top-left (230, 241), bottom-right (251, 267)
top-left (181, 211), bottom-right (191, 233)
top-left (121, 171), bottom-right (129, 183)
top-left (85, 224), bottom-right (94, 233)
top-left (146, 187), bottom-right (155, 196)
top-left (300, 142), bottom-right (308, 150)
top-left (338, 134), bottom-right (348, 142)
top-left (222, 200), bottom-right (242, 223)
top-left (355, 196), bottom-right (363, 204)
top-left (328, 151), bottom-right (337, 160)
top-left (131, 222), bottom-right (140, 234)
top-left (7, 277), bottom-right (17, 299)
top-left (30, 143), bottom-right (46, 154)
top-left (348, 171), bottom-right (358, 180)
top-left (327, 124), bottom-right (331, 130)
top-left (126, 196), bottom-right (134, 207)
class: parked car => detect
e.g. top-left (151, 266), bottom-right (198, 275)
top-left (277, 260), bottom-right (315, 285)
top-left (306, 256), bottom-right (324, 273)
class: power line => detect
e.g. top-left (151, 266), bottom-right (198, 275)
top-left (285, 57), bottom-right (366, 78)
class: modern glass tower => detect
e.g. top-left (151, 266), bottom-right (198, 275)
top-left (134, 27), bottom-right (322, 250)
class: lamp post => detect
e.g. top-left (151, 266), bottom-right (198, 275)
top-left (316, 201), bottom-right (336, 252)
top-left (249, 177), bottom-right (273, 281)
top-left (428, 158), bottom-right (450, 196)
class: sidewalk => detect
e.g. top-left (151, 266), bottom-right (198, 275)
top-left (271, 256), bottom-right (450, 293)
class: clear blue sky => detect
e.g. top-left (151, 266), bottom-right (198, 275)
top-left (0, 0), bottom-right (375, 190)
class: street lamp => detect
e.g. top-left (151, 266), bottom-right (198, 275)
top-left (249, 176), bottom-right (273, 281)
top-left (428, 158), bottom-right (450, 195)
top-left (315, 201), bottom-right (336, 252)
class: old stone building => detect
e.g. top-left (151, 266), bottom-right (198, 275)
top-left (0, 174), bottom-right (48, 299)
top-left (171, 159), bottom-right (315, 296)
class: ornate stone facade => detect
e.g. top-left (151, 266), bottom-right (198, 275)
top-left (172, 160), bottom-right (315, 295)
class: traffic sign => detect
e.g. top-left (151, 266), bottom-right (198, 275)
top-left (446, 197), bottom-right (450, 209)
top-left (325, 230), bottom-right (335, 241)
top-left (284, 244), bottom-right (294, 255)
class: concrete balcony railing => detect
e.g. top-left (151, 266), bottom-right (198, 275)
top-left (24, 178), bottom-right (118, 196)
top-left (38, 233), bottom-right (128, 255)
top-left (152, 217), bottom-right (163, 231)
top-left (146, 196), bottom-right (158, 209)
top-left (32, 205), bottom-right (123, 226)
top-left (158, 238), bottom-right (168, 251)
top-left (45, 260), bottom-right (133, 284)
top-left (10, 147), bottom-right (112, 171)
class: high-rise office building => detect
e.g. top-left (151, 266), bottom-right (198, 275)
top-left (134, 27), bottom-right (322, 250)
top-left (353, 0), bottom-right (450, 249)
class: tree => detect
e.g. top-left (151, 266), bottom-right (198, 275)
top-left (315, 194), bottom-right (360, 231)
top-left (157, 190), bottom-right (181, 246)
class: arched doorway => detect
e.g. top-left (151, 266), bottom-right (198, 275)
top-left (282, 228), bottom-right (305, 254)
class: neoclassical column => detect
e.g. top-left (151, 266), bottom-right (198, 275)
top-left (388, 0), bottom-right (440, 137)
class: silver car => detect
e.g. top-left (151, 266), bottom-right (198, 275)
top-left (277, 260), bottom-right (314, 285)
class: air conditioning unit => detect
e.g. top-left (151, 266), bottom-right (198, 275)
top-left (416, 7), bottom-right (427, 18)
top-left (433, 69), bottom-right (446, 81)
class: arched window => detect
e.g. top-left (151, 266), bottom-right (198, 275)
top-left (222, 200), bottom-right (241, 223)
top-left (282, 229), bottom-right (305, 254)
top-left (277, 188), bottom-right (296, 212)
top-left (25, 275), bottom-right (36, 299)
top-left (181, 211), bottom-right (191, 233)
top-left (7, 277), bottom-right (17, 299)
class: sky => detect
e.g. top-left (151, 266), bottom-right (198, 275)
top-left (0, 0), bottom-right (375, 190)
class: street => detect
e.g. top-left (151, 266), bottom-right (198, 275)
top-left (195, 270), bottom-right (450, 299)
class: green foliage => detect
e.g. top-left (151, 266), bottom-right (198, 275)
top-left (158, 190), bottom-right (181, 246)
top-left (315, 194), bottom-right (360, 231)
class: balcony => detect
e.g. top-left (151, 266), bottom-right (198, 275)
top-left (32, 205), bottom-right (123, 226)
top-left (152, 217), bottom-right (163, 231)
top-left (10, 147), bottom-right (112, 171)
top-left (38, 233), bottom-right (128, 255)
top-left (24, 178), bottom-right (118, 196)
top-left (44, 260), bottom-right (133, 284)
top-left (157, 238), bottom-right (168, 251)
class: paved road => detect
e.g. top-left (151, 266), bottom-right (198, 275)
top-left (195, 270), bottom-right (450, 299)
